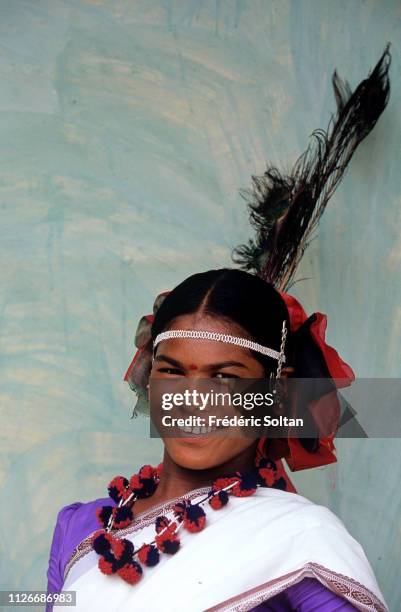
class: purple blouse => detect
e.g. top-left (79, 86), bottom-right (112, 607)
top-left (47, 499), bottom-right (357, 611)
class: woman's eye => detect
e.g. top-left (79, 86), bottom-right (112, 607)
top-left (213, 372), bottom-right (239, 379)
top-left (157, 367), bottom-right (184, 375)
top-left (157, 368), bottom-right (239, 378)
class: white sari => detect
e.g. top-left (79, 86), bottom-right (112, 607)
top-left (59, 487), bottom-right (387, 612)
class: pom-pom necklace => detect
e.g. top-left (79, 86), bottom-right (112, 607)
top-left (92, 454), bottom-right (287, 585)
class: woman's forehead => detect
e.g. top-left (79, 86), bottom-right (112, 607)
top-left (154, 336), bottom-right (256, 367)
top-left (166, 312), bottom-right (249, 336)
top-left (154, 314), bottom-right (259, 365)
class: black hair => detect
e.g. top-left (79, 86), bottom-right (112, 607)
top-left (151, 268), bottom-right (292, 377)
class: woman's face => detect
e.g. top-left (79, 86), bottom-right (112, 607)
top-left (149, 313), bottom-right (266, 471)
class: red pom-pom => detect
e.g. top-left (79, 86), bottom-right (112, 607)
top-left (137, 544), bottom-right (151, 564)
top-left (108, 476), bottom-right (130, 502)
top-left (209, 496), bottom-right (223, 510)
top-left (112, 506), bottom-right (133, 529)
top-left (98, 556), bottom-right (114, 575)
top-left (231, 472), bottom-right (257, 497)
top-left (129, 474), bottom-right (142, 491)
top-left (117, 561), bottom-right (143, 585)
top-left (184, 515), bottom-right (206, 533)
top-left (209, 489), bottom-right (229, 510)
top-left (155, 535), bottom-right (180, 554)
top-left (139, 464), bottom-right (154, 479)
top-left (137, 544), bottom-right (160, 567)
top-left (183, 504), bottom-right (206, 533)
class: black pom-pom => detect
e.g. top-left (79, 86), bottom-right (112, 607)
top-left (146, 545), bottom-right (160, 566)
top-left (138, 544), bottom-right (160, 567)
top-left (186, 503), bottom-right (204, 520)
top-left (108, 476), bottom-right (130, 503)
top-left (209, 488), bottom-right (229, 510)
top-left (239, 471), bottom-right (258, 492)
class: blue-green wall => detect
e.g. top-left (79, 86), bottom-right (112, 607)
top-left (0, 1), bottom-right (400, 609)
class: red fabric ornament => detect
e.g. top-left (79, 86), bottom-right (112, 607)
top-left (209, 490), bottom-right (229, 509)
top-left (117, 561), bottom-right (143, 585)
top-left (137, 544), bottom-right (160, 567)
top-left (112, 506), bottom-right (134, 529)
top-left (231, 472), bottom-right (258, 497)
top-left (182, 503), bottom-right (206, 533)
top-left (129, 474), bottom-right (142, 491)
top-left (108, 476), bottom-right (130, 502)
top-left (258, 291), bottom-right (356, 472)
top-left (92, 457), bottom-right (290, 587)
top-left (139, 464), bottom-right (155, 480)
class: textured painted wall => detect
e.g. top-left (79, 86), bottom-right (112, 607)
top-left (0, 0), bottom-right (400, 609)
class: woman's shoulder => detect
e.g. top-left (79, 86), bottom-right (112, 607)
top-left (249, 488), bottom-right (386, 609)
top-left (55, 496), bottom-right (114, 527)
top-left (254, 487), bottom-right (361, 543)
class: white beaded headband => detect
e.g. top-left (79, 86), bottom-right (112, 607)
top-left (152, 321), bottom-right (287, 377)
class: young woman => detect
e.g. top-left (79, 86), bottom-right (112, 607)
top-left (46, 268), bottom-right (387, 611)
top-left (46, 48), bottom-right (391, 611)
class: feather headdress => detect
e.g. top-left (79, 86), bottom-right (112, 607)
top-left (232, 45), bottom-right (391, 290)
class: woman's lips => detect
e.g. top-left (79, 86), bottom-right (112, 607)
top-left (177, 423), bottom-right (217, 435)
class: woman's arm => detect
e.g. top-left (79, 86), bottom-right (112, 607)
top-left (46, 503), bottom-right (83, 611)
top-left (46, 496), bottom-right (116, 611)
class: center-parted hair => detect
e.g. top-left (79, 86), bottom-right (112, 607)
top-left (150, 268), bottom-right (292, 377)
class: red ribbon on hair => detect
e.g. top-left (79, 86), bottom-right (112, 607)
top-left (264, 292), bottom-right (355, 471)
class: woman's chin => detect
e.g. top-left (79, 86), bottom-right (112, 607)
top-left (164, 437), bottom-right (223, 470)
